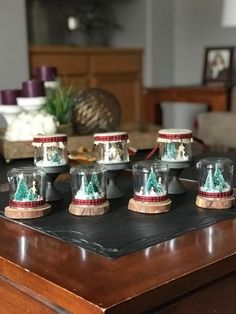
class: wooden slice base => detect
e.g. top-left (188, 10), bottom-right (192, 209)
top-left (4, 204), bottom-right (52, 219)
top-left (196, 195), bottom-right (235, 209)
top-left (69, 201), bottom-right (110, 216)
top-left (128, 198), bottom-right (171, 214)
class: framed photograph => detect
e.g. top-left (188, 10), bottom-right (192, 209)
top-left (203, 47), bottom-right (236, 85)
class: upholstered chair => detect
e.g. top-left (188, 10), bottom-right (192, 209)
top-left (197, 87), bottom-right (236, 149)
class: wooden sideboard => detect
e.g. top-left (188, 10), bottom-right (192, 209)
top-left (29, 46), bottom-right (143, 126)
top-left (143, 85), bottom-right (231, 125)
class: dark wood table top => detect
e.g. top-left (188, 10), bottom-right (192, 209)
top-left (1, 178), bottom-right (236, 313)
top-left (1, 153), bottom-right (236, 313)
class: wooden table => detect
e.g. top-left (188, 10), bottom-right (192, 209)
top-left (143, 85), bottom-right (231, 125)
top-left (1, 180), bottom-right (236, 313)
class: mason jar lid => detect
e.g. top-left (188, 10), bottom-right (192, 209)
top-left (94, 132), bottom-right (129, 143)
top-left (8, 166), bottom-right (46, 178)
top-left (157, 128), bottom-right (193, 143)
top-left (196, 157), bottom-right (234, 169)
top-left (33, 134), bottom-right (67, 143)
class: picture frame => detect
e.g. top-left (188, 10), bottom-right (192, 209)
top-left (202, 46), bottom-right (236, 85)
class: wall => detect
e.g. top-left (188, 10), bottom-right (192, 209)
top-left (0, 0), bottom-right (29, 89)
top-left (111, 0), bottom-right (174, 87)
top-left (149, 0), bottom-right (174, 86)
top-left (174, 0), bottom-right (236, 85)
top-left (27, 0), bottom-right (125, 46)
top-left (26, 0), bottom-right (174, 87)
top-left (110, 0), bottom-right (148, 83)
top-left (5, 0), bottom-right (236, 89)
top-left (113, 0), bottom-right (236, 87)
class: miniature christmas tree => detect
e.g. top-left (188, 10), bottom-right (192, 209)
top-left (26, 181), bottom-right (38, 201)
top-left (203, 168), bottom-right (215, 192)
top-left (14, 174), bottom-right (29, 201)
top-left (166, 142), bottom-right (176, 159)
top-left (76, 175), bottom-right (88, 198)
top-left (91, 172), bottom-right (101, 194)
top-left (86, 181), bottom-right (95, 199)
top-left (145, 168), bottom-right (159, 194)
top-left (213, 164), bottom-right (227, 192)
top-left (51, 148), bottom-right (61, 164)
top-left (156, 177), bottom-right (164, 193)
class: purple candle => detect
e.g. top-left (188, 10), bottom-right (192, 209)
top-left (21, 79), bottom-right (45, 98)
top-left (1, 89), bottom-right (21, 105)
top-left (35, 66), bottom-right (58, 82)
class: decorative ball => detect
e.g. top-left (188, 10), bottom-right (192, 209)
top-left (72, 88), bottom-right (121, 135)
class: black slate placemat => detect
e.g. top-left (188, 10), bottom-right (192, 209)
top-left (1, 174), bottom-right (236, 259)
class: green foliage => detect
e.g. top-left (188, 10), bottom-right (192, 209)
top-left (204, 169), bottom-right (215, 191)
top-left (43, 83), bottom-right (77, 124)
top-left (14, 177), bottom-right (29, 201)
top-left (214, 164), bottom-right (227, 192)
top-left (166, 143), bottom-right (176, 159)
top-left (204, 165), bottom-right (228, 192)
top-left (86, 181), bottom-right (95, 198)
top-left (51, 149), bottom-right (61, 164)
top-left (145, 169), bottom-right (158, 193)
top-left (26, 187), bottom-right (38, 201)
top-left (91, 173), bottom-right (101, 193)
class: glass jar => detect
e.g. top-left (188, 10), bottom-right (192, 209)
top-left (94, 132), bottom-right (129, 163)
top-left (7, 166), bottom-right (46, 208)
top-left (32, 134), bottom-right (68, 167)
top-left (70, 164), bottom-right (107, 204)
top-left (132, 160), bottom-right (169, 202)
top-left (196, 157), bottom-right (234, 197)
top-left (157, 129), bottom-right (193, 162)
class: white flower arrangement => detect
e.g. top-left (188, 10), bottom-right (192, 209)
top-left (5, 110), bottom-right (58, 141)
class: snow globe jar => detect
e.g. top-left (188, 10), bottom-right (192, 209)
top-left (94, 132), bottom-right (129, 164)
top-left (69, 164), bottom-right (109, 216)
top-left (94, 132), bottom-right (130, 199)
top-left (32, 134), bottom-right (69, 202)
top-left (196, 158), bottom-right (235, 209)
top-left (32, 134), bottom-right (68, 167)
top-left (128, 160), bottom-right (171, 214)
top-left (157, 129), bottom-right (193, 162)
top-left (4, 166), bottom-right (51, 219)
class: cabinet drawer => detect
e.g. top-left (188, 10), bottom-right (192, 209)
top-left (30, 53), bottom-right (89, 76)
top-left (0, 275), bottom-right (66, 313)
top-left (90, 54), bottom-right (141, 74)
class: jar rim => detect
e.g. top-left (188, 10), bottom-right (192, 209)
top-left (157, 128), bottom-right (192, 141)
top-left (32, 134), bottom-right (67, 143)
top-left (132, 160), bottom-right (169, 172)
top-left (94, 132), bottom-right (128, 142)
